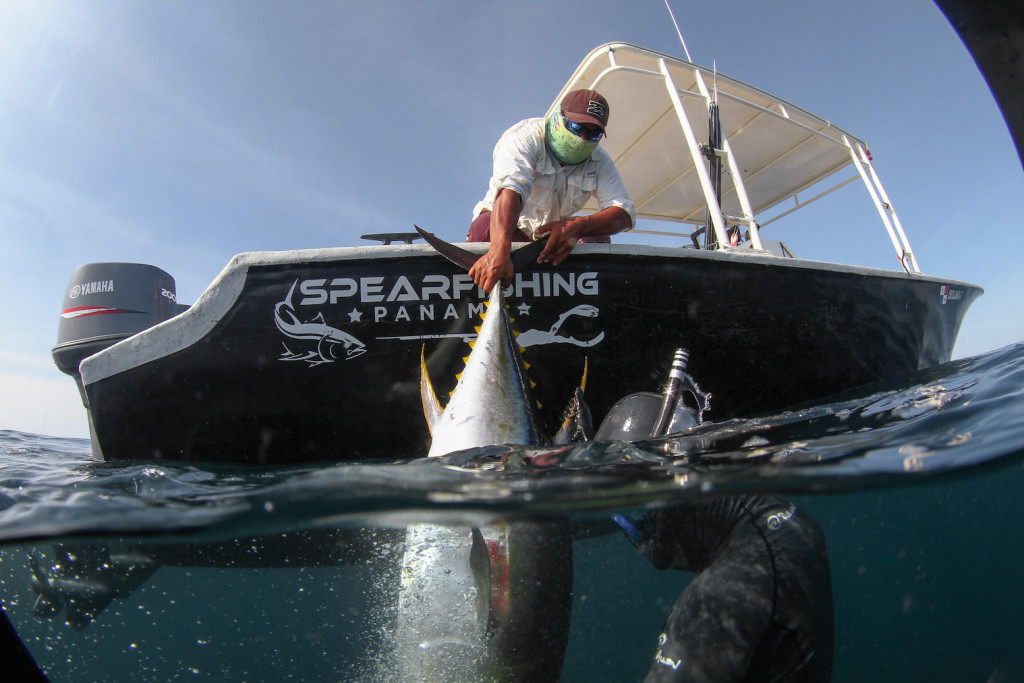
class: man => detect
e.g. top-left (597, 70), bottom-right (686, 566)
top-left (467, 89), bottom-right (636, 292)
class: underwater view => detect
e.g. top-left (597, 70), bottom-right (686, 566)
top-left (1, 341), bottom-right (1022, 681)
top-left (3, 1), bottom-right (1023, 681)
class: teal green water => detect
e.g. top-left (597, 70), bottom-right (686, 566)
top-left (567, 468), bottom-right (1024, 682)
top-left (1, 342), bottom-right (1022, 681)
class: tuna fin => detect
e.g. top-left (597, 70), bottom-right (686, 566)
top-left (415, 225), bottom-right (479, 270)
top-left (510, 234), bottom-right (550, 271)
top-left (420, 346), bottom-right (443, 435)
top-left (552, 387), bottom-right (594, 444)
top-left (552, 361), bottom-right (593, 444)
top-left (414, 225), bottom-right (550, 273)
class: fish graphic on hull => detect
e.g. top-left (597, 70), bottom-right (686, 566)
top-left (274, 280), bottom-right (366, 365)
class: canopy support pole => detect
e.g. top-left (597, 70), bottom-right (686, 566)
top-left (659, 58), bottom-right (730, 250)
top-left (845, 136), bottom-right (921, 273)
top-left (691, 70), bottom-right (763, 250)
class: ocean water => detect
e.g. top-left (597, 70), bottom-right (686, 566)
top-left (1, 342), bottom-right (1023, 682)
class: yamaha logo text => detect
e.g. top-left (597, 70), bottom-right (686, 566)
top-left (69, 280), bottom-right (115, 299)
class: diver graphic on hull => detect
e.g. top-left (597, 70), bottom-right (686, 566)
top-left (515, 304), bottom-right (605, 348)
top-left (275, 280), bottom-right (366, 366)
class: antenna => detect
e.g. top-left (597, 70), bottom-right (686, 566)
top-left (713, 60), bottom-right (718, 103)
top-left (663, 0), bottom-right (693, 62)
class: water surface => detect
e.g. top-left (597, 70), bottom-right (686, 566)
top-left (1, 342), bottom-right (1023, 681)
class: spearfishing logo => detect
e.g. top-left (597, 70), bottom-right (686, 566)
top-left (275, 280), bottom-right (366, 366)
top-left (939, 285), bottom-right (964, 304)
top-left (273, 271), bottom-right (606, 366)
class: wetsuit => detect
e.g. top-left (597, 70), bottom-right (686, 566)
top-left (619, 496), bottom-right (834, 682)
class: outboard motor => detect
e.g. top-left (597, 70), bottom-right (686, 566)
top-left (52, 263), bottom-right (182, 403)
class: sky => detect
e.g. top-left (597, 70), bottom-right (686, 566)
top-left (1, 0), bottom-right (1022, 439)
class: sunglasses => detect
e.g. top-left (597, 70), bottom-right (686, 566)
top-left (562, 114), bottom-right (605, 141)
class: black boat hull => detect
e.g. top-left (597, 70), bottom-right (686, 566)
top-left (79, 244), bottom-right (980, 463)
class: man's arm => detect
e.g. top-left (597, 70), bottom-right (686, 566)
top-left (534, 206), bottom-right (632, 265)
top-left (469, 188), bottom-right (522, 291)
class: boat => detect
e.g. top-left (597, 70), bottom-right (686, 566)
top-left (51, 43), bottom-right (982, 464)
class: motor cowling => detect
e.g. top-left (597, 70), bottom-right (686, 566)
top-left (52, 263), bottom-right (182, 381)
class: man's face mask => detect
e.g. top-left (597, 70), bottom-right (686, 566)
top-left (545, 112), bottom-right (600, 165)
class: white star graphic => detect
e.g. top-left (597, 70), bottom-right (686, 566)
top-left (348, 309), bottom-right (363, 322)
top-left (517, 302), bottom-right (532, 315)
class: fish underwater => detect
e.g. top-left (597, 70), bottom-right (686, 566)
top-left (394, 230), bottom-right (581, 682)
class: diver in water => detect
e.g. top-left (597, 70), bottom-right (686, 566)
top-left (600, 351), bottom-right (834, 682)
top-left (618, 498), bottom-right (834, 682)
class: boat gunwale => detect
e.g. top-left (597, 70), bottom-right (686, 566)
top-left (225, 242), bottom-right (983, 287)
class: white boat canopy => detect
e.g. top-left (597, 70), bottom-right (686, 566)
top-left (549, 43), bottom-right (920, 273)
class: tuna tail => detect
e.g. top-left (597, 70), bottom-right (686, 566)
top-left (414, 225), bottom-right (549, 272)
top-left (416, 226), bottom-right (587, 447)
top-left (407, 228), bottom-right (578, 683)
top-left (423, 283), bottom-right (542, 458)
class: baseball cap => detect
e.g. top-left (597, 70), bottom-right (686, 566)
top-left (561, 90), bottom-right (610, 132)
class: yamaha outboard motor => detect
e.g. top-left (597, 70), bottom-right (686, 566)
top-left (52, 263), bottom-right (182, 404)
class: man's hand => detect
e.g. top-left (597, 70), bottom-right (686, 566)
top-left (535, 220), bottom-right (579, 265)
top-left (536, 207), bottom-right (631, 265)
top-left (469, 188), bottom-right (520, 291)
top-left (469, 244), bottom-right (513, 292)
